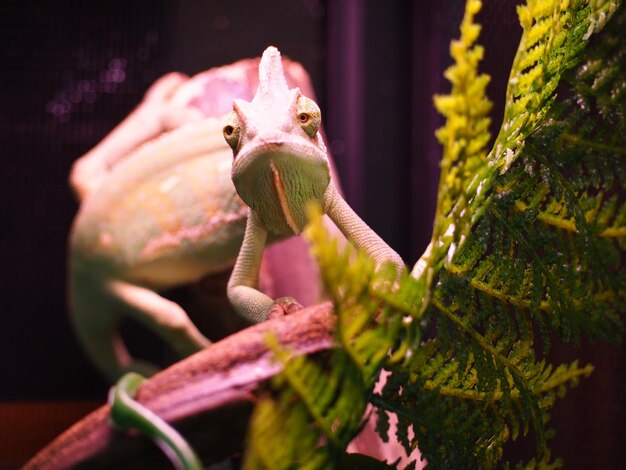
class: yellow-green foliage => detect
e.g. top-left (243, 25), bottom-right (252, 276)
top-left (495, 0), bottom-right (619, 172)
top-left (244, 206), bottom-right (407, 469)
top-left (243, 1), bottom-right (625, 468)
top-left (415, 0), bottom-right (494, 304)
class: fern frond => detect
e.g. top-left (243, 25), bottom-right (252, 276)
top-left (376, 331), bottom-right (593, 468)
top-left (413, 0), bottom-right (622, 297)
top-left (414, 0), bottom-right (494, 304)
top-left (243, 2), bottom-right (625, 469)
top-left (495, 0), bottom-right (620, 172)
top-left (439, 1), bottom-right (626, 347)
top-left (403, 0), bottom-right (625, 465)
top-left (243, 208), bottom-right (423, 469)
top-left (243, 334), bottom-right (374, 469)
top-left (245, 394), bottom-right (330, 469)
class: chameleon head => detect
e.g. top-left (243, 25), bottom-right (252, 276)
top-left (223, 46), bottom-right (330, 235)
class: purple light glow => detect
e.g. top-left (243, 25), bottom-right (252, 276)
top-left (46, 31), bottom-right (159, 122)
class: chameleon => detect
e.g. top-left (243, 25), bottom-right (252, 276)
top-left (224, 46), bottom-right (405, 321)
top-left (69, 46), bottom-right (403, 384)
top-left (108, 46), bottom-right (405, 468)
top-left (69, 55), bottom-right (327, 382)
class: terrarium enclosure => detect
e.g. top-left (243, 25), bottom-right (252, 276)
top-left (0, 0), bottom-right (625, 468)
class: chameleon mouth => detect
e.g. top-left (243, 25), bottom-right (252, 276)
top-left (231, 141), bottom-right (330, 234)
top-left (234, 139), bottom-right (323, 166)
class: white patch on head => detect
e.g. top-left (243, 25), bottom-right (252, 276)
top-left (255, 46), bottom-right (290, 103)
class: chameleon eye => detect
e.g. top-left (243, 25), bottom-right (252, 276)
top-left (223, 111), bottom-right (241, 152)
top-left (296, 95), bottom-right (321, 138)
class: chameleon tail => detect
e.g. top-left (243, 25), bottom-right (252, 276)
top-left (110, 372), bottom-right (203, 470)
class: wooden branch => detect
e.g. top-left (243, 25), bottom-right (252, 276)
top-left (25, 303), bottom-right (335, 470)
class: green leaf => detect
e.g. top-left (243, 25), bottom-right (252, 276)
top-left (242, 1), bottom-right (625, 468)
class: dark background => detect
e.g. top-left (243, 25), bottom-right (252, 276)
top-left (0, 0), bottom-right (624, 467)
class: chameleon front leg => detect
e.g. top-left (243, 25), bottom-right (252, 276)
top-left (108, 281), bottom-right (211, 358)
top-left (110, 372), bottom-right (203, 470)
top-left (324, 182), bottom-right (405, 277)
top-left (227, 211), bottom-right (302, 323)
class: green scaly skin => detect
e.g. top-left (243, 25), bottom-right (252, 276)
top-left (225, 46), bottom-right (405, 322)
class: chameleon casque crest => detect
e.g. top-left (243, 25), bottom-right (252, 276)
top-left (227, 47), bottom-right (330, 235)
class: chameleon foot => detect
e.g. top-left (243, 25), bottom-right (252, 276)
top-left (267, 296), bottom-right (303, 320)
top-left (109, 372), bottom-right (203, 470)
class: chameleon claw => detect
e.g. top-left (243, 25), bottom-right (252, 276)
top-left (109, 372), bottom-right (203, 470)
top-left (267, 296), bottom-right (303, 319)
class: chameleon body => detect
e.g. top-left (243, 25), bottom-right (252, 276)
top-left (225, 46), bottom-right (405, 322)
top-left (108, 47), bottom-right (405, 465)
top-left (69, 57), bottom-right (324, 381)
top-left (70, 111), bottom-right (240, 380)
top-left (105, 47), bottom-right (404, 466)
